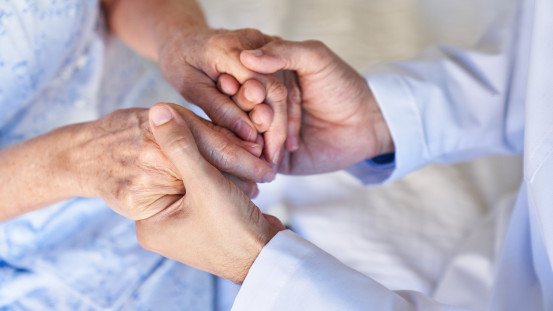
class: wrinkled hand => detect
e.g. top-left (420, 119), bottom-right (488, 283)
top-left (235, 40), bottom-right (394, 175)
top-left (72, 105), bottom-right (274, 220)
top-left (136, 104), bottom-right (284, 283)
top-left (158, 28), bottom-right (301, 164)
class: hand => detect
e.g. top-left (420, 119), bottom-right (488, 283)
top-left (136, 104), bottom-right (284, 283)
top-left (158, 28), bottom-right (301, 164)
top-left (70, 105), bottom-right (274, 220)
top-left (236, 40), bottom-right (395, 175)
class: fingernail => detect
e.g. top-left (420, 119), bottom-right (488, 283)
top-left (246, 49), bottom-right (263, 57)
top-left (151, 106), bottom-right (173, 126)
top-left (272, 149), bottom-right (282, 165)
top-left (263, 172), bottom-right (276, 183)
top-left (286, 137), bottom-right (299, 151)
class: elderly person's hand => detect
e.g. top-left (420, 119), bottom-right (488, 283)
top-left (69, 105), bottom-right (274, 220)
top-left (103, 0), bottom-right (301, 165)
top-left (136, 104), bottom-right (285, 283)
top-left (227, 40), bottom-right (395, 175)
top-left (158, 28), bottom-right (303, 163)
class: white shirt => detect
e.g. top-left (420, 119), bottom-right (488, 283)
top-left (232, 0), bottom-right (553, 309)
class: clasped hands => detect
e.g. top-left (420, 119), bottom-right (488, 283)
top-left (91, 28), bottom-right (394, 283)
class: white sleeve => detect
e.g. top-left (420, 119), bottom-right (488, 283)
top-left (232, 230), bottom-right (467, 311)
top-left (348, 0), bottom-right (529, 183)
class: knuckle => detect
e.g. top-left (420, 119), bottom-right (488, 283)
top-left (167, 135), bottom-right (198, 157)
top-left (102, 108), bottom-right (146, 132)
top-left (211, 103), bottom-right (242, 129)
top-left (242, 27), bottom-right (258, 36)
top-left (212, 142), bottom-right (238, 170)
top-left (210, 102), bottom-right (231, 122)
top-left (305, 39), bottom-right (327, 51)
top-left (242, 28), bottom-right (264, 41)
top-left (270, 38), bottom-right (285, 49)
top-left (207, 32), bottom-right (225, 46)
top-left (304, 39), bottom-right (330, 59)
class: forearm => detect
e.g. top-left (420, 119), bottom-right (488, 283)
top-left (102, 0), bottom-right (208, 60)
top-left (0, 124), bottom-right (87, 220)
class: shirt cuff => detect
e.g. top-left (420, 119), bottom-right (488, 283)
top-left (231, 230), bottom-right (419, 310)
top-left (347, 69), bottom-right (430, 184)
top-left (232, 230), bottom-right (314, 309)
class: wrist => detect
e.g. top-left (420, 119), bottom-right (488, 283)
top-left (153, 14), bottom-right (209, 62)
top-left (57, 122), bottom-right (101, 198)
top-left (23, 123), bottom-right (95, 202)
top-left (234, 220), bottom-right (282, 283)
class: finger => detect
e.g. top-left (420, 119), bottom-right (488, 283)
top-left (217, 60), bottom-right (288, 164)
top-left (260, 74), bottom-right (288, 164)
top-left (249, 104), bottom-right (273, 133)
top-left (232, 79), bottom-right (266, 111)
top-left (242, 137), bottom-right (263, 157)
top-left (255, 133), bottom-right (264, 147)
top-left (171, 105), bottom-right (276, 183)
top-left (223, 173), bottom-right (259, 198)
top-left (240, 40), bottom-right (333, 76)
top-left (178, 68), bottom-right (257, 142)
top-left (217, 74), bottom-right (240, 96)
top-left (218, 76), bottom-right (271, 138)
top-left (212, 119), bottom-right (264, 157)
top-left (284, 71), bottom-right (301, 151)
top-left (149, 103), bottom-right (220, 189)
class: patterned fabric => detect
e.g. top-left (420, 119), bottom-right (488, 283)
top-left (0, 1), bottom-right (213, 309)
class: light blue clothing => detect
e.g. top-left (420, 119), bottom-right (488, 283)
top-left (0, 1), bottom-right (214, 309)
top-left (233, 0), bottom-right (553, 310)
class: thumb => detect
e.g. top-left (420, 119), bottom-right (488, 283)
top-left (240, 40), bottom-right (333, 76)
top-left (149, 103), bottom-right (218, 188)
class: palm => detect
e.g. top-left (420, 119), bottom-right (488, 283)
top-left (278, 57), bottom-right (380, 175)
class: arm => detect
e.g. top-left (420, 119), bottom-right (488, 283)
top-left (233, 230), bottom-right (466, 311)
top-left (0, 106), bottom-right (273, 221)
top-left (101, 0), bottom-right (206, 61)
top-left (0, 124), bottom-right (86, 220)
top-left (349, 0), bottom-right (528, 183)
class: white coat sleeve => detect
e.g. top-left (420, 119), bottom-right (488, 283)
top-left (348, 0), bottom-right (529, 184)
top-left (232, 230), bottom-right (467, 311)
